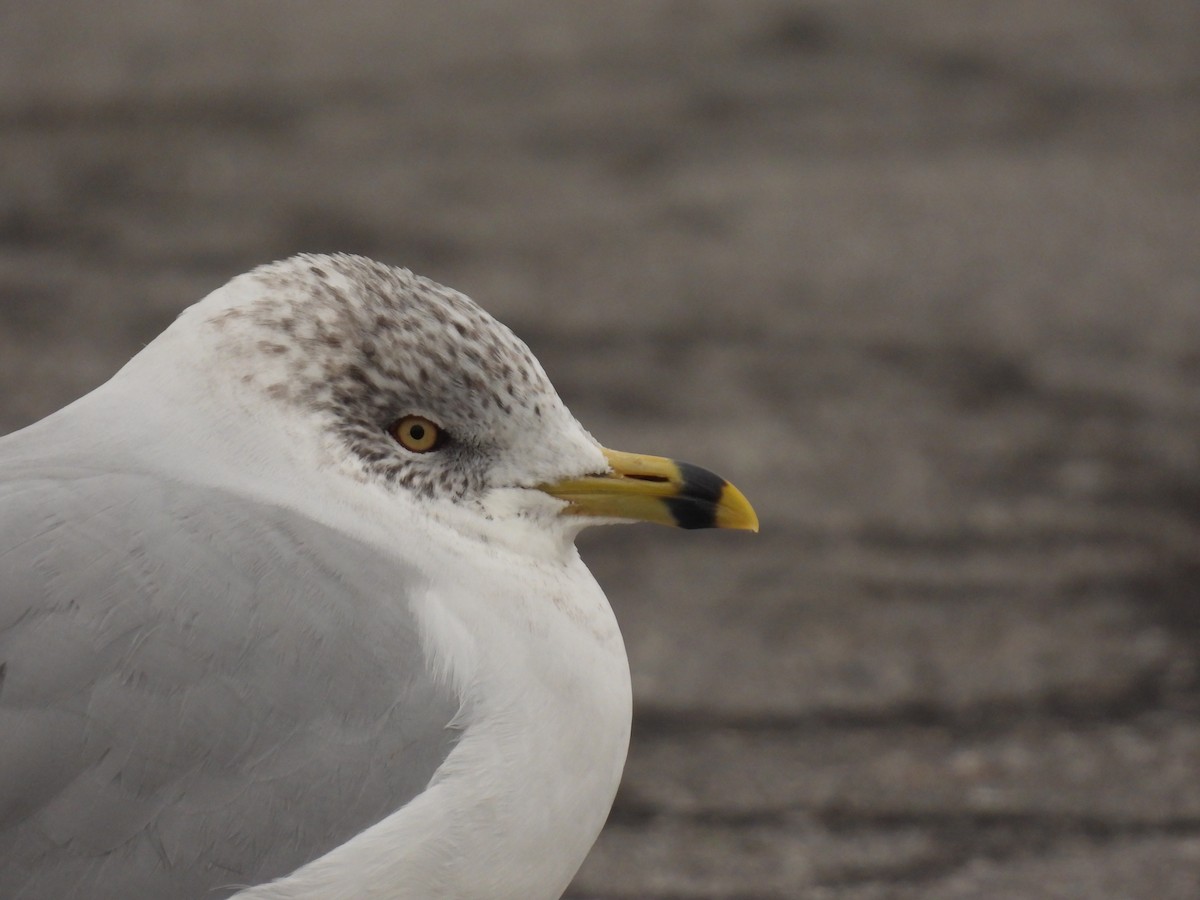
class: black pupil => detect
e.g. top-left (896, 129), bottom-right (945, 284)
top-left (409, 423), bottom-right (426, 441)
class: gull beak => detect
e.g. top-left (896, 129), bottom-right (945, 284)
top-left (539, 448), bottom-right (759, 531)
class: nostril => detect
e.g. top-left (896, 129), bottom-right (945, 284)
top-left (625, 473), bottom-right (670, 483)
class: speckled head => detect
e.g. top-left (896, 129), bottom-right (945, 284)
top-left (191, 254), bottom-right (603, 501)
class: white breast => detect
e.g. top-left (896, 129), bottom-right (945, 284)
top-left (233, 509), bottom-right (633, 900)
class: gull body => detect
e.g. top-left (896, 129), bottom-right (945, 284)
top-left (0, 256), bottom-right (754, 898)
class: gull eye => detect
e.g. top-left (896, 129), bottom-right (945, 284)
top-left (389, 415), bottom-right (444, 453)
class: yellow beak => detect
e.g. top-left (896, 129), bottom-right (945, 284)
top-left (539, 448), bottom-right (759, 531)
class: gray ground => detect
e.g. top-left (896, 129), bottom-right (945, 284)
top-left (3, 2), bottom-right (1199, 897)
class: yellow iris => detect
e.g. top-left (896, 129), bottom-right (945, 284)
top-left (391, 415), bottom-right (443, 453)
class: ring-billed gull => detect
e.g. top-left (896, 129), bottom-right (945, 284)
top-left (0, 254), bottom-right (757, 899)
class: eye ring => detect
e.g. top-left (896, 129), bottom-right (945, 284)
top-left (389, 415), bottom-right (445, 453)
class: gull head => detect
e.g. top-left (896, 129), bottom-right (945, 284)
top-left (152, 254), bottom-right (756, 539)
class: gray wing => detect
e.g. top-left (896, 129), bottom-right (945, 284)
top-left (0, 456), bottom-right (459, 899)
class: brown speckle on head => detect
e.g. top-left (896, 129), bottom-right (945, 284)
top-left (201, 254), bottom-right (586, 503)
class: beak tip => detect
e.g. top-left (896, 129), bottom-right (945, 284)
top-left (719, 510), bottom-right (760, 533)
top-left (715, 482), bottom-right (759, 533)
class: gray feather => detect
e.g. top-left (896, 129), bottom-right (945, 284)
top-left (0, 437), bottom-right (459, 899)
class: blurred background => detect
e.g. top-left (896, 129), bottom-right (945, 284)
top-left (2, 2), bottom-right (1200, 897)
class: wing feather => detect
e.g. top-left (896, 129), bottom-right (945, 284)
top-left (0, 462), bottom-right (459, 899)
